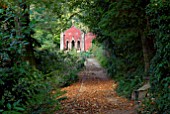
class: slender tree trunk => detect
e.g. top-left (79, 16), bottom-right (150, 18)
top-left (19, 0), bottom-right (36, 66)
top-left (140, 30), bottom-right (150, 74)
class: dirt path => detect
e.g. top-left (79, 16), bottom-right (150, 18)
top-left (56, 58), bottom-right (136, 114)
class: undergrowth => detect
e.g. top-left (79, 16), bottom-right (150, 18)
top-left (91, 42), bottom-right (144, 99)
top-left (0, 3), bottom-right (84, 113)
top-left (139, 1), bottom-right (170, 113)
top-left (0, 47), bottom-right (85, 114)
top-left (35, 48), bottom-right (85, 88)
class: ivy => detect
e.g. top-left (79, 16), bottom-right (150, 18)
top-left (139, 1), bottom-right (170, 113)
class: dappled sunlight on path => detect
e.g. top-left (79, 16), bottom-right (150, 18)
top-left (56, 58), bottom-right (136, 114)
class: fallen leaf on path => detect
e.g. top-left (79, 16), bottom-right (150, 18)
top-left (56, 59), bottom-right (136, 114)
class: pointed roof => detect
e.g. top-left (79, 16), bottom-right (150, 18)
top-left (64, 26), bottom-right (81, 33)
top-left (64, 26), bottom-right (82, 39)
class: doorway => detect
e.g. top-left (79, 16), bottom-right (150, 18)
top-left (77, 41), bottom-right (80, 49)
top-left (71, 40), bottom-right (75, 49)
top-left (66, 41), bottom-right (69, 50)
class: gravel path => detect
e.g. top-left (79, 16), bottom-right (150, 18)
top-left (56, 58), bottom-right (136, 114)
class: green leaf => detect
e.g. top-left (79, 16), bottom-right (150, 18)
top-left (7, 103), bottom-right (11, 110)
top-left (2, 111), bottom-right (21, 114)
top-left (0, 9), bottom-right (4, 13)
top-left (13, 100), bottom-right (21, 107)
top-left (14, 107), bottom-right (25, 111)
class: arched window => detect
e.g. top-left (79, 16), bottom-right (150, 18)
top-left (66, 41), bottom-right (69, 50)
top-left (77, 41), bottom-right (80, 49)
top-left (71, 40), bottom-right (75, 49)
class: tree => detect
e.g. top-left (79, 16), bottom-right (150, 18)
top-left (142, 0), bottom-right (170, 113)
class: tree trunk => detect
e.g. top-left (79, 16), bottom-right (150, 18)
top-left (140, 31), bottom-right (150, 74)
top-left (19, 0), bottom-right (36, 66)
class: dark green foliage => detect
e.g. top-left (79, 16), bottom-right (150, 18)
top-left (0, 63), bottom-right (62, 113)
top-left (116, 66), bottom-right (144, 98)
top-left (67, 0), bottom-right (169, 113)
top-left (84, 0), bottom-right (147, 98)
top-left (141, 1), bottom-right (170, 113)
top-left (0, 2), bottom-right (85, 113)
top-left (35, 48), bottom-right (84, 87)
top-left (1, 0), bottom-right (169, 113)
top-left (0, 3), bottom-right (62, 113)
top-left (91, 41), bottom-right (144, 98)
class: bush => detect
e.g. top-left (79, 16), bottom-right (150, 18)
top-left (91, 42), bottom-right (144, 98)
top-left (0, 4), bottom-right (63, 113)
top-left (0, 62), bottom-right (63, 113)
top-left (35, 48), bottom-right (85, 87)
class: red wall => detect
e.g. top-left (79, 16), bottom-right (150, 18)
top-left (63, 26), bottom-right (96, 51)
top-left (63, 26), bottom-right (82, 49)
top-left (85, 32), bottom-right (96, 51)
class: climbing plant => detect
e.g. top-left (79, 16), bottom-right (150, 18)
top-left (141, 1), bottom-right (170, 113)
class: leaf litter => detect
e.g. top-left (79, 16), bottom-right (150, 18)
top-left (56, 58), bottom-right (136, 114)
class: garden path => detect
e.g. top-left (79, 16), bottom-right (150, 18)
top-left (56, 58), bottom-right (136, 114)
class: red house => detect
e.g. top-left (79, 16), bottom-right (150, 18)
top-left (60, 26), bottom-right (95, 51)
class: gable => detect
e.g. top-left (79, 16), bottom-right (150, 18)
top-left (64, 26), bottom-right (82, 39)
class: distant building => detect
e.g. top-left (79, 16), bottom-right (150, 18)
top-left (60, 26), bottom-right (96, 51)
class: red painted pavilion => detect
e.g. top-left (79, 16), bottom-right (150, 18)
top-left (60, 26), bottom-right (95, 51)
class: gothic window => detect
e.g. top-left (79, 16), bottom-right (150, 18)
top-left (71, 40), bottom-right (75, 49)
top-left (66, 41), bottom-right (69, 50)
top-left (77, 41), bottom-right (80, 49)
